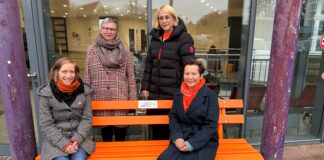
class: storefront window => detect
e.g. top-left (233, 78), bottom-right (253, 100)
top-left (247, 0), bottom-right (324, 144)
top-left (46, 0), bottom-right (148, 77)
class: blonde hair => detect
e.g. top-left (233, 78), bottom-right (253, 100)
top-left (48, 57), bottom-right (80, 82)
top-left (154, 5), bottom-right (179, 30)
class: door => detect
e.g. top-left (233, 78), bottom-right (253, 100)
top-left (0, 0), bottom-right (49, 155)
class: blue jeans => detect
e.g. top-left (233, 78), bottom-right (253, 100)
top-left (54, 147), bottom-right (88, 160)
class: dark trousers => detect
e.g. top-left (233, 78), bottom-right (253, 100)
top-left (147, 109), bottom-right (170, 140)
top-left (101, 126), bottom-right (127, 141)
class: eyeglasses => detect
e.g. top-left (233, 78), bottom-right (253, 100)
top-left (102, 27), bottom-right (117, 32)
top-left (158, 15), bottom-right (172, 21)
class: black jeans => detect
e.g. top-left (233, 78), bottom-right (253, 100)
top-left (101, 126), bottom-right (127, 141)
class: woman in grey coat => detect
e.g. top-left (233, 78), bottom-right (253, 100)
top-left (38, 57), bottom-right (95, 160)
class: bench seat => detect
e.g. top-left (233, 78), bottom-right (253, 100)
top-left (35, 99), bottom-right (264, 160)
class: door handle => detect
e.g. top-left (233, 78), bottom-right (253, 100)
top-left (27, 72), bottom-right (37, 78)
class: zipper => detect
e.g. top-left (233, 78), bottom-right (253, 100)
top-left (158, 48), bottom-right (162, 60)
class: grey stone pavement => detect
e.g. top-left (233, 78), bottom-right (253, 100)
top-left (1, 143), bottom-right (324, 160)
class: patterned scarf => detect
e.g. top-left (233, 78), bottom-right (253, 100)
top-left (95, 33), bottom-right (125, 68)
top-left (181, 78), bottom-right (206, 112)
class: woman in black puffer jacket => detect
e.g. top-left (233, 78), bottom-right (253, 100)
top-left (141, 4), bottom-right (195, 140)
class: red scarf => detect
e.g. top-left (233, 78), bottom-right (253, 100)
top-left (180, 78), bottom-right (206, 112)
top-left (56, 79), bottom-right (80, 95)
top-left (162, 31), bottom-right (171, 40)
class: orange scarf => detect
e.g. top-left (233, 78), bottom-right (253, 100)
top-left (56, 79), bottom-right (80, 95)
top-left (162, 31), bottom-right (171, 40)
top-left (181, 78), bottom-right (206, 112)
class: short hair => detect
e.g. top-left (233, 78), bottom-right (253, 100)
top-left (48, 57), bottom-right (80, 82)
top-left (100, 18), bottom-right (118, 30)
top-left (154, 5), bottom-right (179, 30)
top-left (184, 59), bottom-right (205, 75)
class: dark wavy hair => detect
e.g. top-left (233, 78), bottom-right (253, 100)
top-left (184, 59), bottom-right (205, 75)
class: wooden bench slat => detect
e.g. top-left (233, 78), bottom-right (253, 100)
top-left (94, 139), bottom-right (250, 146)
top-left (92, 100), bottom-right (173, 110)
top-left (93, 115), bottom-right (244, 126)
top-left (92, 99), bottom-right (243, 110)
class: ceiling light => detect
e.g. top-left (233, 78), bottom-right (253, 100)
top-left (93, 10), bottom-right (97, 12)
top-left (200, 0), bottom-right (205, 3)
top-left (65, 13), bottom-right (68, 15)
top-left (218, 11), bottom-right (222, 14)
top-left (143, 5), bottom-right (147, 8)
top-left (104, 5), bottom-right (107, 8)
top-left (79, 7), bottom-right (84, 10)
top-left (50, 11), bottom-right (55, 13)
top-left (83, 15), bottom-right (87, 17)
top-left (132, 2), bottom-right (136, 5)
top-left (210, 6), bottom-right (214, 9)
top-left (116, 8), bottom-right (120, 10)
top-left (63, 15), bottom-right (66, 18)
top-left (121, 14), bottom-right (124, 16)
top-left (127, 10), bottom-right (130, 12)
top-left (139, 16), bottom-right (142, 19)
top-left (63, 4), bottom-right (68, 7)
top-left (105, 11), bottom-right (108, 14)
top-left (206, 3), bottom-right (210, 6)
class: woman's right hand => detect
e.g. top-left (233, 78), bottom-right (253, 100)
top-left (174, 138), bottom-right (186, 150)
top-left (142, 90), bottom-right (149, 99)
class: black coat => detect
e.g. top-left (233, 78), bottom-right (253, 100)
top-left (141, 18), bottom-right (195, 100)
top-left (158, 85), bottom-right (219, 160)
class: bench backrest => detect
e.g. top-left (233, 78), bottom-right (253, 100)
top-left (92, 99), bottom-right (244, 139)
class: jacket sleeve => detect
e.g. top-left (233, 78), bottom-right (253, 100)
top-left (141, 45), bottom-right (153, 91)
top-left (179, 33), bottom-right (195, 67)
top-left (187, 91), bottom-right (219, 150)
top-left (126, 50), bottom-right (137, 100)
top-left (71, 93), bottom-right (93, 144)
top-left (169, 94), bottom-right (184, 141)
top-left (39, 96), bottom-right (70, 150)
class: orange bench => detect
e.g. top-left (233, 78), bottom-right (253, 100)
top-left (36, 99), bottom-right (264, 160)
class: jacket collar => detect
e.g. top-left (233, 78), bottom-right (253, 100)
top-left (176, 85), bottom-right (209, 115)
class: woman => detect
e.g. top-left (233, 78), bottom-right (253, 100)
top-left (158, 59), bottom-right (219, 160)
top-left (84, 18), bottom-right (137, 141)
top-left (38, 57), bottom-right (95, 160)
top-left (141, 4), bottom-right (195, 140)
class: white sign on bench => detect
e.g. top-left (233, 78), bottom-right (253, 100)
top-left (138, 100), bottom-right (158, 109)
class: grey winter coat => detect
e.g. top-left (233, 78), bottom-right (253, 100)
top-left (38, 83), bottom-right (95, 160)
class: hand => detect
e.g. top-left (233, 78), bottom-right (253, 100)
top-left (63, 143), bottom-right (77, 154)
top-left (174, 138), bottom-right (188, 152)
top-left (142, 90), bottom-right (149, 99)
top-left (71, 140), bottom-right (79, 151)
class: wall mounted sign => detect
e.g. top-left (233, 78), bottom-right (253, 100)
top-left (320, 35), bottom-right (324, 49)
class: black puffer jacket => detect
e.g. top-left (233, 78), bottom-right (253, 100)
top-left (141, 18), bottom-right (195, 100)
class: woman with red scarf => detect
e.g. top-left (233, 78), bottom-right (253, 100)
top-left (158, 59), bottom-right (219, 160)
top-left (38, 57), bottom-right (95, 160)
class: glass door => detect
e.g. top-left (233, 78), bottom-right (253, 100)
top-left (0, 0), bottom-right (48, 155)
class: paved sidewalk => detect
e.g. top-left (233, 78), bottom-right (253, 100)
top-left (283, 143), bottom-right (324, 160)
